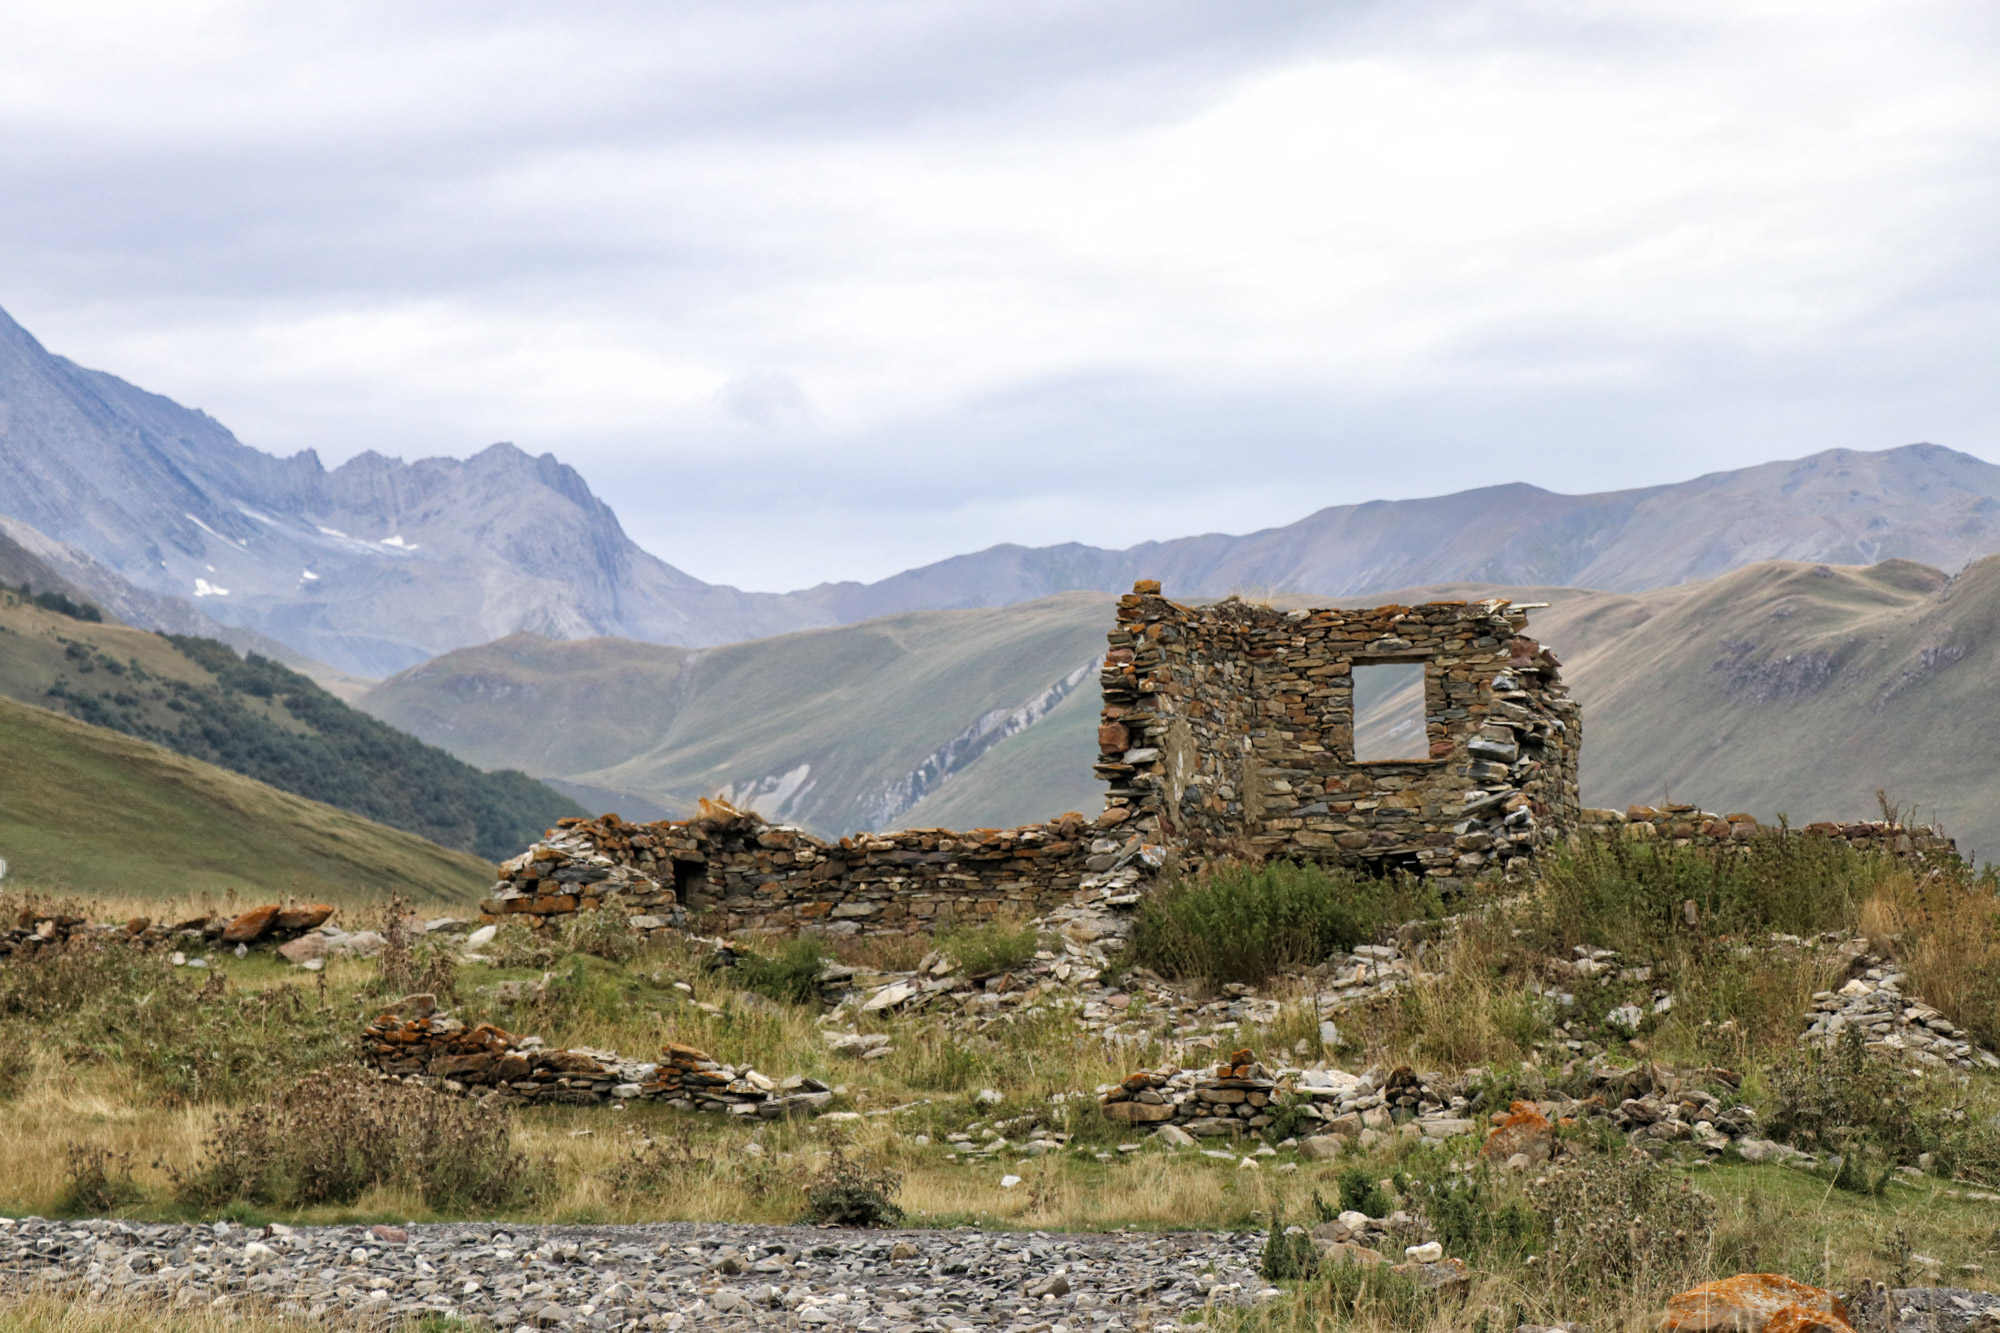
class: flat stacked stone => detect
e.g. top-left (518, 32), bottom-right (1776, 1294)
top-left (361, 1010), bottom-right (831, 1115)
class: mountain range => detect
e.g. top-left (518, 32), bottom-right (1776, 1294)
top-left (10, 303), bottom-right (2000, 679)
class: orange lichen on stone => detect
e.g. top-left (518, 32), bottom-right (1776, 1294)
top-left (1479, 1100), bottom-right (1553, 1161)
top-left (1661, 1274), bottom-right (1854, 1333)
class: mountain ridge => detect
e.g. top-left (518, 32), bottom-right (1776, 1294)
top-left (12, 301), bottom-right (2000, 679)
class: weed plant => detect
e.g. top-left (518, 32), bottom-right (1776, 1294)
top-left (935, 918), bottom-right (1039, 976)
top-left (733, 935), bottom-right (830, 1006)
top-left (1533, 834), bottom-right (1883, 959)
top-left (800, 1141), bottom-right (903, 1226)
top-left (1134, 861), bottom-right (1438, 985)
top-left (171, 1066), bottom-right (549, 1211)
top-left (0, 939), bottom-right (347, 1105)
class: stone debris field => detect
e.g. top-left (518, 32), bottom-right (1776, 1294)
top-left (0, 1217), bottom-right (1269, 1333)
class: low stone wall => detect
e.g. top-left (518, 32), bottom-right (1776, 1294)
top-left (0, 902), bottom-right (333, 959)
top-left (1578, 806), bottom-right (1958, 858)
top-left (361, 1007), bottom-right (833, 1116)
top-left (479, 804), bottom-right (1157, 939)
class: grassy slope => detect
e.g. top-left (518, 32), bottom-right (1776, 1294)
top-left (0, 692), bottom-right (489, 908)
top-left (366, 593), bottom-right (1117, 836)
top-left (0, 591), bottom-right (581, 859)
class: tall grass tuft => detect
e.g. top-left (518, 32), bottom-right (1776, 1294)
top-left (1134, 860), bottom-right (1437, 985)
top-left (1533, 833), bottom-right (1882, 958)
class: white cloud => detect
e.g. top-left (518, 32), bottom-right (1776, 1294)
top-left (1, 0), bottom-right (1995, 588)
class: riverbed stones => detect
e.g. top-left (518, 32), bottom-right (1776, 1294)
top-left (0, 1217), bottom-right (1270, 1330)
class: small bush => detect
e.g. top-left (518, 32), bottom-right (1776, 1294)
top-left (1303, 1252), bottom-right (1430, 1324)
top-left (0, 939), bottom-right (349, 1105)
top-left (799, 1143), bottom-right (903, 1227)
top-left (485, 918), bottom-right (557, 969)
top-left (1261, 1215), bottom-right (1319, 1281)
top-left (1765, 1028), bottom-right (1989, 1176)
top-left (174, 1066), bottom-right (549, 1211)
top-left (936, 918), bottom-right (1040, 977)
top-left (57, 1144), bottom-right (142, 1215)
top-left (1134, 861), bottom-right (1437, 985)
top-left (559, 906), bottom-right (640, 964)
top-left (1526, 1149), bottom-right (1715, 1296)
top-left (734, 935), bottom-right (829, 1007)
top-left (1395, 1149), bottom-right (1537, 1263)
top-left (1337, 1166), bottom-right (1392, 1219)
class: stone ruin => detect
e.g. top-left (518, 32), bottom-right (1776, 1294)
top-left (1093, 581), bottom-right (1582, 879)
top-left (480, 581), bottom-right (1955, 940)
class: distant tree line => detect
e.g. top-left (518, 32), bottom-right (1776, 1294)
top-left (8, 583), bottom-right (103, 622)
top-left (44, 633), bottom-right (583, 861)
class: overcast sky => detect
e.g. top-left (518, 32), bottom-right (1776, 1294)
top-left (4, 1), bottom-right (1996, 591)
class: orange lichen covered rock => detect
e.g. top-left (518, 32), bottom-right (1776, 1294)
top-left (1480, 1100), bottom-right (1553, 1161)
top-left (220, 905), bottom-right (281, 943)
top-left (1661, 1274), bottom-right (1854, 1333)
top-left (274, 904), bottom-right (334, 932)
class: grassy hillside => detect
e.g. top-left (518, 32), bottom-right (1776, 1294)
top-left (365, 593), bottom-right (1117, 836)
top-left (0, 693), bottom-right (488, 907)
top-left (0, 588), bottom-right (582, 859)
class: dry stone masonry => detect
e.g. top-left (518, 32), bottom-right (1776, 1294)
top-left (479, 805), bottom-right (1144, 941)
top-left (1579, 807), bottom-right (1958, 859)
top-left (1095, 583), bottom-right (1582, 880)
top-left (362, 1006), bottom-right (834, 1116)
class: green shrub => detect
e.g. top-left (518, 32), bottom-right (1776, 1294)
top-left (1394, 1148), bottom-right (1537, 1263)
top-left (936, 918), bottom-right (1040, 976)
top-left (1303, 1252), bottom-right (1429, 1323)
top-left (1261, 1215), bottom-right (1319, 1281)
top-left (1133, 861), bottom-right (1437, 985)
top-left (1766, 1028), bottom-right (1994, 1177)
top-left (734, 934), bottom-right (829, 1006)
top-left (1534, 833), bottom-right (1882, 959)
top-left (1336, 1165), bottom-right (1392, 1219)
top-left (173, 1066), bottom-right (549, 1211)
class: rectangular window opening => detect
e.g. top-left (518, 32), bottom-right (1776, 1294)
top-left (1352, 662), bottom-right (1430, 761)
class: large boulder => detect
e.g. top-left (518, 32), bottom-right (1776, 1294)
top-left (1661, 1274), bottom-right (1854, 1333)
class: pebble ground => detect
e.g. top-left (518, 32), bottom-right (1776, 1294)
top-left (0, 1216), bottom-right (1274, 1331)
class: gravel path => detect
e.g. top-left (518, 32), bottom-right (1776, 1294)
top-left (0, 1216), bottom-right (1274, 1331)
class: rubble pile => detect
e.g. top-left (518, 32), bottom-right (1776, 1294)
top-left (1098, 1049), bottom-right (1461, 1144)
top-left (361, 1007), bottom-right (832, 1117)
top-left (1803, 956), bottom-right (2000, 1072)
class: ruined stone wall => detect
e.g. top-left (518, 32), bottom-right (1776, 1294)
top-left (480, 805), bottom-right (1156, 938)
top-left (478, 584), bottom-right (1958, 938)
top-left (1579, 806), bottom-right (1958, 858)
top-left (1093, 583), bottom-right (1581, 881)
